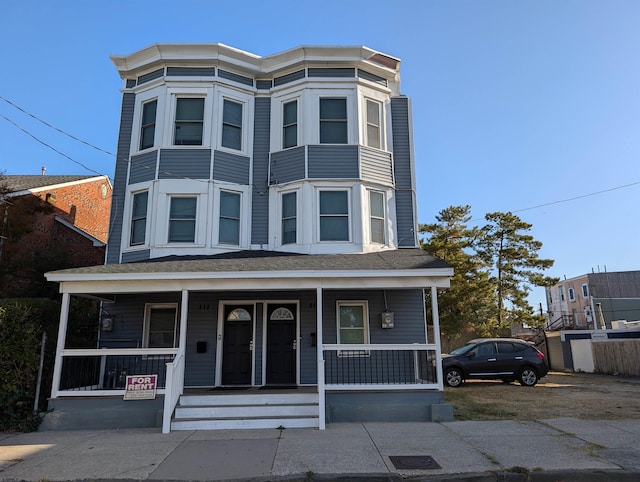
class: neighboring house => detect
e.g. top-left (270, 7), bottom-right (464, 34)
top-left (0, 174), bottom-right (111, 297)
top-left (44, 43), bottom-right (454, 432)
top-left (546, 270), bottom-right (640, 330)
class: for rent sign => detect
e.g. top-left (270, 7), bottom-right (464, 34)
top-left (123, 375), bottom-right (158, 400)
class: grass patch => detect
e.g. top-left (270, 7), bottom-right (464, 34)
top-left (444, 389), bottom-right (518, 420)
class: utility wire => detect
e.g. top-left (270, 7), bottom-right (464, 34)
top-left (0, 96), bottom-right (115, 157)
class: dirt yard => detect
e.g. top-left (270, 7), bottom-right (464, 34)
top-left (444, 371), bottom-right (640, 421)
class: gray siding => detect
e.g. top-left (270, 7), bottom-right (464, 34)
top-left (126, 79), bottom-right (136, 88)
top-left (218, 69), bottom-right (254, 87)
top-left (159, 149), bottom-right (212, 179)
top-left (121, 250), bottom-right (150, 263)
top-left (274, 70), bottom-right (305, 86)
top-left (167, 67), bottom-right (215, 77)
top-left (106, 92), bottom-right (135, 264)
top-left (256, 79), bottom-right (272, 90)
top-left (251, 97), bottom-right (271, 245)
top-left (308, 145), bottom-right (359, 178)
top-left (137, 68), bottom-right (164, 85)
top-left (360, 146), bottom-right (394, 184)
top-left (589, 272), bottom-right (640, 298)
top-left (129, 151), bottom-right (157, 184)
top-left (213, 150), bottom-right (250, 184)
top-left (270, 147), bottom-right (306, 183)
top-left (390, 97), bottom-right (417, 247)
top-left (308, 68), bottom-right (355, 78)
top-left (357, 69), bottom-right (388, 88)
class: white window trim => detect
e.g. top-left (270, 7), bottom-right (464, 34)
top-left (367, 189), bottom-right (386, 245)
top-left (309, 89), bottom-right (357, 145)
top-left (121, 183), bottom-right (154, 254)
top-left (143, 303), bottom-right (179, 348)
top-left (317, 187), bottom-right (352, 243)
top-left (131, 87), bottom-right (165, 153)
top-left (129, 189), bottom-right (150, 247)
top-left (280, 189), bottom-right (298, 246)
top-left (164, 87), bottom-right (214, 148)
top-left (214, 86), bottom-right (253, 156)
top-left (217, 188), bottom-right (242, 246)
top-left (271, 89), bottom-right (305, 152)
top-left (212, 184), bottom-right (250, 248)
top-left (167, 195), bottom-right (199, 244)
top-left (336, 300), bottom-right (370, 356)
top-left (363, 98), bottom-right (383, 149)
top-left (282, 99), bottom-right (299, 150)
top-left (582, 283), bottom-right (589, 299)
top-left (568, 287), bottom-right (576, 302)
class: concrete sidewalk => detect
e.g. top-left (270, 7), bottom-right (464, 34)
top-left (1, 418), bottom-right (640, 481)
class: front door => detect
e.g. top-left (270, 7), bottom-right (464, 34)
top-left (222, 305), bottom-right (254, 385)
top-left (266, 304), bottom-right (297, 385)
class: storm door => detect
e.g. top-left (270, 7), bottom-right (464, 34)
top-left (221, 305), bottom-right (254, 385)
top-left (266, 304), bottom-right (297, 385)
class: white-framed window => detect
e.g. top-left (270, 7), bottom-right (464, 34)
top-left (221, 99), bottom-right (243, 150)
top-left (139, 99), bottom-right (157, 150)
top-left (281, 191), bottom-right (297, 245)
top-left (365, 99), bottom-right (382, 149)
top-left (130, 190), bottom-right (149, 246)
top-left (582, 283), bottom-right (589, 298)
top-left (174, 97), bottom-right (205, 145)
top-left (568, 287), bottom-right (576, 301)
top-left (320, 98), bottom-right (348, 144)
top-left (319, 190), bottom-right (349, 241)
top-left (168, 196), bottom-right (197, 243)
top-left (560, 287), bottom-right (565, 301)
top-left (218, 190), bottom-right (241, 245)
top-left (337, 301), bottom-right (370, 356)
top-left (143, 304), bottom-right (178, 348)
top-left (282, 99), bottom-right (298, 149)
top-left (369, 190), bottom-right (385, 244)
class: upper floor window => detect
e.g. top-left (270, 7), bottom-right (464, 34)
top-left (168, 196), bottom-right (197, 243)
top-left (174, 98), bottom-right (204, 145)
top-left (130, 191), bottom-right (148, 246)
top-left (319, 190), bottom-right (349, 241)
top-left (568, 287), bottom-right (576, 301)
top-left (365, 99), bottom-right (381, 149)
top-left (582, 283), bottom-right (589, 298)
top-left (560, 287), bottom-right (565, 301)
top-left (369, 191), bottom-right (385, 244)
top-left (144, 304), bottom-right (178, 348)
top-left (140, 100), bottom-right (157, 150)
top-left (320, 98), bottom-right (347, 144)
top-left (221, 99), bottom-right (243, 150)
top-left (219, 190), bottom-right (241, 245)
top-left (283, 100), bottom-right (298, 149)
top-left (281, 191), bottom-right (297, 245)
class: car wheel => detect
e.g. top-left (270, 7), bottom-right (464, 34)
top-left (518, 367), bottom-right (539, 386)
top-left (445, 368), bottom-right (463, 387)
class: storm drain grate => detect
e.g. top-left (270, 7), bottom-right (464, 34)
top-left (389, 455), bottom-right (441, 470)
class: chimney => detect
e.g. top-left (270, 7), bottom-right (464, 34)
top-left (41, 166), bottom-right (46, 175)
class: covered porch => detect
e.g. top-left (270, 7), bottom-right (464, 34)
top-left (44, 249), bottom-right (453, 432)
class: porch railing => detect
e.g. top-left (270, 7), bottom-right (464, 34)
top-left (162, 347), bottom-right (185, 433)
top-left (52, 348), bottom-right (178, 397)
top-left (321, 344), bottom-right (440, 390)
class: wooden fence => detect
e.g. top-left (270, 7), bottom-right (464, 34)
top-left (592, 340), bottom-right (640, 377)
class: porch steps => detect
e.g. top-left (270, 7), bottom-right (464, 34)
top-left (171, 392), bottom-right (320, 430)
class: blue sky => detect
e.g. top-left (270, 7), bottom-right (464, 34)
top-left (1, 0), bottom-right (639, 308)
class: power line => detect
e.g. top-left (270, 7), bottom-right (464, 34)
top-left (0, 96), bottom-right (115, 157)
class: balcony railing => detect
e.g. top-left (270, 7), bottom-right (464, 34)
top-left (53, 348), bottom-right (178, 397)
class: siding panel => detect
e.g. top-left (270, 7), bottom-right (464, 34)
top-left (129, 151), bottom-right (158, 184)
top-left (218, 69), bottom-right (254, 87)
top-left (270, 147), bottom-right (306, 183)
top-left (121, 250), bottom-right (150, 263)
top-left (308, 68), bottom-right (355, 78)
top-left (137, 69), bottom-right (164, 85)
top-left (167, 67), bottom-right (215, 77)
top-left (251, 98), bottom-right (271, 244)
top-left (213, 150), bottom-right (250, 185)
top-left (274, 70), bottom-right (305, 87)
top-left (360, 146), bottom-right (393, 184)
top-left (308, 145), bottom-right (359, 178)
top-left (158, 149), bottom-right (212, 179)
top-left (357, 69), bottom-right (388, 88)
top-left (106, 92), bottom-right (135, 264)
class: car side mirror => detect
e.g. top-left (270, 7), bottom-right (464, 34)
top-left (467, 351), bottom-right (476, 358)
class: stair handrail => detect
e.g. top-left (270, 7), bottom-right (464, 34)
top-left (162, 347), bottom-right (185, 434)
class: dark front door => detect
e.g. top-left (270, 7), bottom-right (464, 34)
top-left (222, 305), bottom-right (253, 385)
top-left (266, 304), bottom-right (297, 385)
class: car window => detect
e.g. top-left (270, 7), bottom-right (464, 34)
top-left (449, 343), bottom-right (476, 355)
top-left (475, 342), bottom-right (496, 356)
top-left (497, 342), bottom-right (518, 353)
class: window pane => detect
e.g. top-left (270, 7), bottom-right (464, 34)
top-left (320, 98), bottom-right (346, 120)
top-left (169, 197), bottom-right (196, 243)
top-left (220, 191), bottom-right (240, 218)
top-left (340, 329), bottom-right (364, 344)
top-left (283, 125), bottom-right (297, 148)
top-left (282, 219), bottom-right (296, 244)
top-left (176, 98), bottom-right (204, 120)
top-left (284, 100), bottom-right (297, 125)
top-left (175, 122), bottom-right (203, 145)
top-left (366, 100), bottom-right (379, 125)
top-left (169, 221), bottom-right (195, 242)
top-left (223, 99), bottom-right (242, 126)
top-left (219, 218), bottom-right (240, 245)
top-left (320, 121), bottom-right (347, 144)
top-left (170, 197), bottom-right (197, 218)
top-left (320, 191), bottom-right (348, 215)
top-left (131, 219), bottom-right (146, 245)
top-left (222, 124), bottom-right (242, 150)
top-left (130, 192), bottom-right (148, 246)
top-left (371, 218), bottom-right (384, 244)
top-left (320, 217), bottom-right (348, 241)
top-left (132, 191), bottom-right (148, 217)
top-left (366, 124), bottom-right (380, 148)
top-left (140, 100), bottom-right (157, 150)
top-left (175, 98), bottom-right (204, 145)
top-left (370, 192), bottom-right (384, 217)
top-left (140, 126), bottom-right (155, 150)
top-left (340, 305), bottom-right (364, 328)
top-left (148, 308), bottom-right (176, 348)
top-left (282, 192), bottom-right (296, 217)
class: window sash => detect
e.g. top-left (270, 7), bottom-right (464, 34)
top-left (369, 191), bottom-right (385, 244)
top-left (320, 191), bottom-right (348, 241)
top-left (283, 100), bottom-right (298, 149)
top-left (281, 192), bottom-right (297, 245)
top-left (168, 197), bottom-right (197, 243)
top-left (365, 99), bottom-right (381, 149)
top-left (320, 98), bottom-right (347, 144)
top-left (146, 307), bottom-right (177, 348)
top-left (130, 191), bottom-right (148, 246)
top-left (336, 302), bottom-right (369, 356)
top-left (219, 191), bottom-right (240, 245)
top-left (222, 99), bottom-right (242, 150)
top-left (140, 100), bottom-right (157, 150)
top-left (174, 98), bottom-right (204, 145)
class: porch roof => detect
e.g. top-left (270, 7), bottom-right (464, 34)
top-left (46, 248), bottom-right (453, 294)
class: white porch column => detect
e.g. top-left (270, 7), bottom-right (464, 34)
top-left (180, 290), bottom-right (188, 350)
top-left (50, 292), bottom-right (71, 399)
top-left (316, 287), bottom-right (326, 430)
top-left (430, 286), bottom-right (445, 391)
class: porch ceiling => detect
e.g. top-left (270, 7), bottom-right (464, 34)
top-left (46, 248), bottom-right (453, 294)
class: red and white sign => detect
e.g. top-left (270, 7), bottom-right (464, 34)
top-left (123, 375), bottom-right (158, 400)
